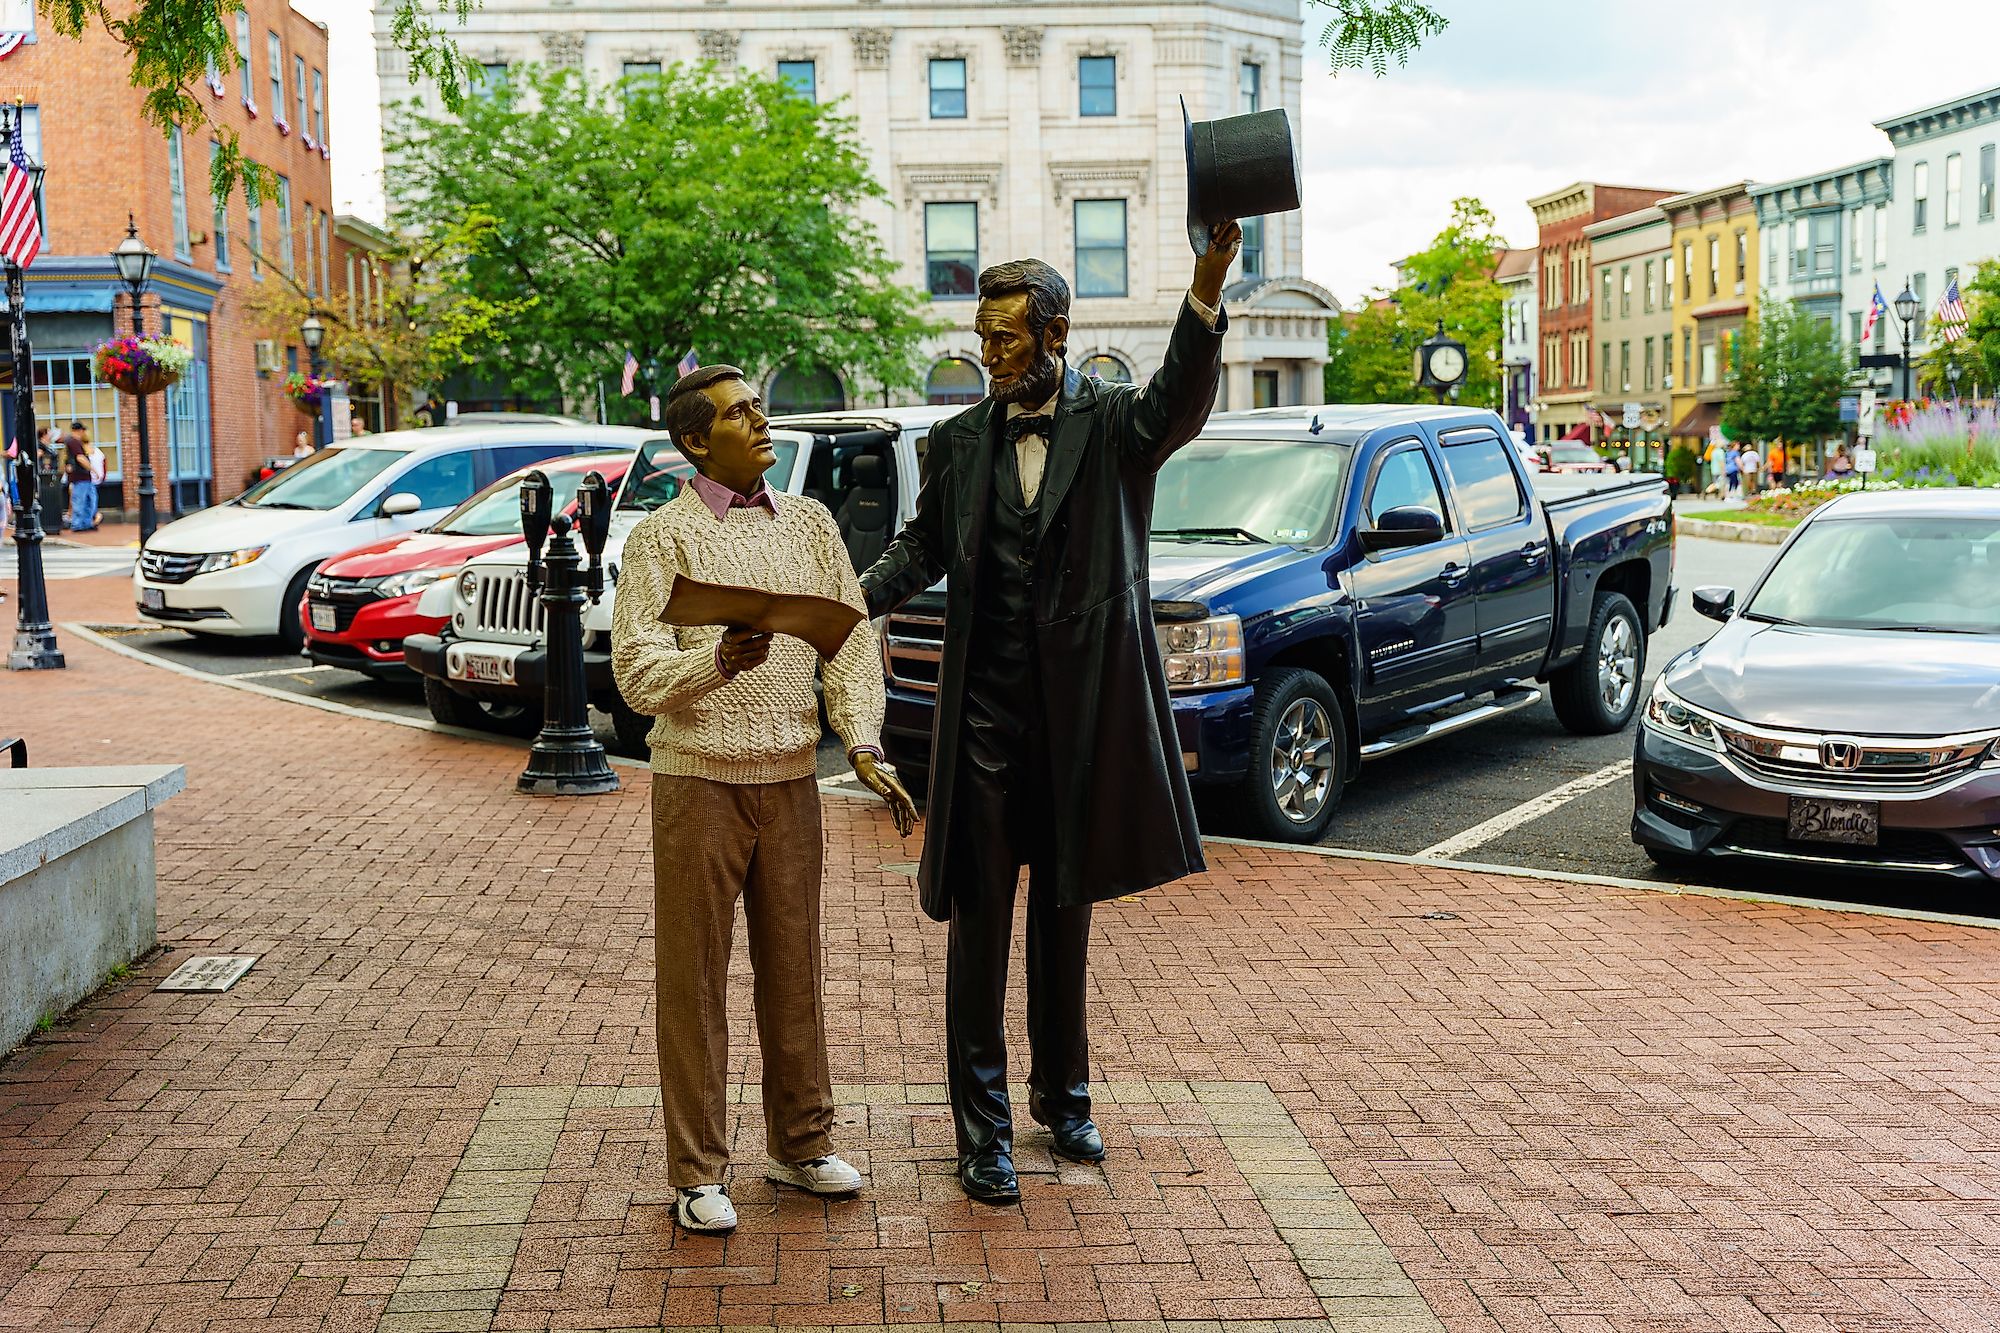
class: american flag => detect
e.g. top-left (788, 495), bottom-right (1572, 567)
top-left (676, 349), bottom-right (699, 376)
top-left (1935, 277), bottom-right (1969, 343)
top-left (620, 351), bottom-right (638, 395)
top-left (0, 33), bottom-right (28, 62)
top-left (1860, 283), bottom-right (1888, 344)
top-left (0, 110), bottom-right (41, 269)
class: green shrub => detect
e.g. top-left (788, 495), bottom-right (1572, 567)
top-left (1665, 443), bottom-right (1699, 484)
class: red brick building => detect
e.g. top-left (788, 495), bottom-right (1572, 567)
top-left (1525, 182), bottom-right (1678, 444)
top-left (1, 1), bottom-right (337, 512)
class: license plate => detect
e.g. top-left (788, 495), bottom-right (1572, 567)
top-left (140, 587), bottom-right (164, 611)
top-left (310, 603), bottom-right (337, 632)
top-left (1787, 796), bottom-right (1879, 846)
top-left (459, 651), bottom-right (511, 684)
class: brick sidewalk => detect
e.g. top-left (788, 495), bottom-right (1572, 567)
top-left (3, 619), bottom-right (2000, 1331)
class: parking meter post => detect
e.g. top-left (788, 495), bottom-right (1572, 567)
top-left (519, 470), bottom-right (552, 593)
top-left (576, 471), bottom-right (610, 603)
top-left (518, 510), bottom-right (619, 797)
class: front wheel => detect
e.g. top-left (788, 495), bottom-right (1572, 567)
top-left (1550, 591), bottom-right (1644, 735)
top-left (1235, 667), bottom-right (1347, 843)
top-left (422, 675), bottom-right (541, 737)
top-left (277, 566), bottom-right (316, 654)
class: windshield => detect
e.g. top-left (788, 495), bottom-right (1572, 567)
top-left (1550, 444), bottom-right (1600, 465)
top-left (616, 436), bottom-right (799, 511)
top-left (433, 465), bottom-right (621, 536)
top-left (1748, 515), bottom-right (2000, 634)
top-left (1152, 438), bottom-right (1351, 545)
top-left (236, 446), bottom-right (408, 511)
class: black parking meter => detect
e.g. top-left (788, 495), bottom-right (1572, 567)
top-left (519, 469), bottom-right (552, 592)
top-left (575, 470), bottom-right (611, 603)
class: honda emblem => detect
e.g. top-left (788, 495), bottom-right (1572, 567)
top-left (1820, 740), bottom-right (1863, 771)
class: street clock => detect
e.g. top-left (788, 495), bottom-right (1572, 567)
top-left (1414, 320), bottom-right (1468, 402)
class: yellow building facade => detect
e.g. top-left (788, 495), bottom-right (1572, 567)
top-left (1662, 183), bottom-right (1758, 460)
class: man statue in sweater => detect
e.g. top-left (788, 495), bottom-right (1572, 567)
top-left (862, 222), bottom-right (1241, 1204)
top-left (611, 364), bottom-right (918, 1234)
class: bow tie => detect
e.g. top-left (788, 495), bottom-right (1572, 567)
top-left (1006, 413), bottom-right (1055, 445)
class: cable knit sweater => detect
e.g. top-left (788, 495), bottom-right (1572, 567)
top-left (610, 487), bottom-right (884, 783)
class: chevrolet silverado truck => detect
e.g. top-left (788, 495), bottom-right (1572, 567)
top-left (880, 404), bottom-right (1676, 842)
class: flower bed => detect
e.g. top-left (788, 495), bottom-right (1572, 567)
top-left (1875, 404), bottom-right (2000, 488)
top-left (92, 335), bottom-right (192, 396)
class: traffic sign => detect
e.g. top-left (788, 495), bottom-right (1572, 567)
top-left (1621, 402), bottom-right (1641, 429)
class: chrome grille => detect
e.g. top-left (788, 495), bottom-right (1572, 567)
top-left (139, 550), bottom-right (203, 584)
top-left (883, 612), bottom-right (944, 694)
top-left (1718, 728), bottom-right (1992, 792)
top-left (461, 568), bottom-right (545, 644)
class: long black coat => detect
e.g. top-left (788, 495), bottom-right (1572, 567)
top-left (862, 299), bottom-right (1227, 921)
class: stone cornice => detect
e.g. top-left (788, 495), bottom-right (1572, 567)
top-left (1047, 159), bottom-right (1152, 206)
top-left (1873, 84), bottom-right (2000, 147)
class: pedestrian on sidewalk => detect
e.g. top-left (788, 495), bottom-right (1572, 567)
top-left (1737, 441), bottom-right (1761, 498)
top-left (1767, 443), bottom-right (1786, 490)
top-left (292, 430), bottom-right (314, 458)
top-left (1720, 441), bottom-right (1739, 497)
top-left (64, 423), bottom-right (99, 531)
top-left (610, 363), bottom-right (916, 1237)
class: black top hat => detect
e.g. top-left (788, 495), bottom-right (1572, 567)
top-left (1183, 97), bottom-right (1302, 256)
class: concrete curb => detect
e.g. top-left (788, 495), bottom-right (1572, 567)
top-left (1678, 517), bottom-right (1791, 544)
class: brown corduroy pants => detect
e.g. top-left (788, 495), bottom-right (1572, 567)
top-left (651, 773), bottom-right (834, 1187)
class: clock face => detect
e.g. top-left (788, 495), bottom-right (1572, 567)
top-left (1430, 345), bottom-right (1467, 384)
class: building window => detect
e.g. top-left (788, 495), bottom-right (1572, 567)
top-left (1544, 253), bottom-right (1559, 310)
top-left (1074, 198), bottom-right (1128, 297)
top-left (472, 62), bottom-right (508, 98)
top-left (1079, 56), bottom-right (1115, 116)
top-left (1600, 341), bottom-right (1611, 390)
top-left (1253, 369), bottom-right (1279, 409)
top-left (923, 202), bottom-right (977, 297)
top-left (1241, 216), bottom-right (1263, 278)
top-left (1664, 253), bottom-right (1675, 308)
top-left (1849, 310), bottom-right (1862, 346)
top-left (1681, 242), bottom-right (1693, 300)
top-left (293, 53), bottom-right (307, 131)
top-left (767, 361), bottom-right (846, 414)
top-left (1080, 353), bottom-right (1131, 383)
top-left (622, 61), bottom-right (661, 84)
top-left (1572, 249), bottom-right (1586, 306)
top-left (776, 59), bottom-right (816, 100)
top-left (1733, 230), bottom-right (1746, 290)
top-left (1663, 334), bottom-right (1674, 388)
top-left (33, 356), bottom-right (123, 479)
top-left (1913, 160), bottom-right (1929, 231)
top-left (1240, 62), bottom-right (1260, 113)
top-left (1643, 337), bottom-right (1654, 391)
top-left (1600, 268), bottom-right (1612, 319)
top-left (209, 141), bottom-right (230, 271)
top-left (1706, 237), bottom-right (1719, 296)
top-left (1681, 329), bottom-right (1691, 387)
top-left (1643, 259), bottom-right (1656, 312)
top-left (1849, 206), bottom-right (1863, 271)
top-left (275, 174), bottom-right (293, 275)
top-left (926, 357), bottom-right (983, 405)
top-left (1699, 340), bottom-right (1718, 387)
top-left (246, 174), bottom-right (262, 277)
top-left (319, 211), bottom-right (331, 298)
top-left (1981, 144), bottom-right (1997, 222)
top-left (1620, 265), bottom-right (1631, 317)
top-left (1945, 152), bottom-right (1962, 227)
top-left (1913, 272), bottom-right (1926, 340)
top-left (1619, 340), bottom-right (1631, 392)
top-left (1791, 217), bottom-right (1807, 275)
top-left (165, 126), bottom-right (192, 260)
top-left (1811, 212), bottom-right (1836, 274)
top-left (235, 12), bottom-right (252, 104)
top-left (312, 68), bottom-right (325, 144)
top-left (1873, 201), bottom-right (1887, 265)
top-left (267, 32), bottom-right (282, 120)
top-left (928, 58), bottom-right (966, 119)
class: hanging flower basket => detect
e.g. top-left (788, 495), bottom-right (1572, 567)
top-left (284, 372), bottom-right (339, 416)
top-left (92, 335), bottom-right (191, 397)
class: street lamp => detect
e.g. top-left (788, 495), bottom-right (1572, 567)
top-left (109, 215), bottom-right (159, 545)
top-left (300, 311), bottom-right (328, 449)
top-left (1893, 279), bottom-right (1918, 403)
top-left (1947, 360), bottom-right (1963, 406)
top-left (6, 104), bottom-right (62, 671)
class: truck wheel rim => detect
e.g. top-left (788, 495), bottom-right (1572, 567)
top-left (1599, 615), bottom-right (1638, 716)
top-left (1271, 698), bottom-right (1335, 823)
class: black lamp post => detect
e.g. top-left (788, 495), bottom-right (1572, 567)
top-left (1892, 280), bottom-right (1919, 403)
top-left (300, 311), bottom-right (329, 449)
top-left (109, 215), bottom-right (158, 544)
top-left (6, 108), bottom-right (61, 671)
top-left (1947, 360), bottom-right (1962, 406)
top-left (517, 469), bottom-right (619, 795)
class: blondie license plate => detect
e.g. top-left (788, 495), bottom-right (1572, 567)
top-left (1787, 796), bottom-right (1879, 846)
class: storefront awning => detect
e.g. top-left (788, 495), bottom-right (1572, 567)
top-left (1670, 401), bottom-right (1720, 439)
top-left (1561, 422), bottom-right (1592, 441)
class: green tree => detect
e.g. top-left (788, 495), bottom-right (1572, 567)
top-left (1307, 1), bottom-right (1450, 74)
top-left (42, 1), bottom-right (479, 200)
top-left (1720, 300), bottom-right (1850, 444)
top-left (1920, 257), bottom-right (2000, 396)
top-left (1323, 197), bottom-right (1505, 407)
top-left (387, 64), bottom-right (938, 416)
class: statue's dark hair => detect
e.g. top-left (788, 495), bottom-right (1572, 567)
top-left (979, 259), bottom-right (1071, 349)
top-left (661, 364), bottom-right (747, 461)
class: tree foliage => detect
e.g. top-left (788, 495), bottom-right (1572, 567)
top-left (39, 0), bottom-right (479, 202)
top-left (245, 213), bottom-right (535, 426)
top-left (387, 65), bottom-right (939, 418)
top-left (1307, 0), bottom-right (1450, 75)
top-left (1720, 300), bottom-right (1850, 443)
top-left (1919, 256), bottom-right (2000, 396)
top-left (1324, 197), bottom-right (1504, 407)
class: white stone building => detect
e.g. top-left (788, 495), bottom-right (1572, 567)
top-left (373, 0), bottom-right (1336, 412)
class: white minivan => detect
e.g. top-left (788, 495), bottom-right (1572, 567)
top-left (134, 424), bottom-right (655, 649)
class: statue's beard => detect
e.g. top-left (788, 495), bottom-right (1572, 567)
top-left (991, 349), bottom-right (1063, 405)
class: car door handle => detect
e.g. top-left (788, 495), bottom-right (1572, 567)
top-left (1520, 542), bottom-right (1548, 563)
top-left (1439, 562), bottom-right (1469, 585)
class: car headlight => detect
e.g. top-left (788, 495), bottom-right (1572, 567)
top-left (1157, 614), bottom-right (1245, 691)
top-left (1643, 678), bottom-right (1721, 751)
top-left (194, 546), bottom-right (268, 575)
top-left (372, 566), bottom-right (459, 599)
top-left (457, 568), bottom-right (480, 605)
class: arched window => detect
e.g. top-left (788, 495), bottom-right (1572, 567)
top-left (926, 357), bottom-right (984, 405)
top-left (767, 361), bottom-right (846, 415)
top-left (1079, 353), bottom-right (1131, 384)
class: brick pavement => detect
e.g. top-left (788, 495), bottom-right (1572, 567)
top-left (3, 582), bottom-right (2000, 1331)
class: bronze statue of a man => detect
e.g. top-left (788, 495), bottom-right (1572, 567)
top-left (863, 221), bottom-right (1241, 1202)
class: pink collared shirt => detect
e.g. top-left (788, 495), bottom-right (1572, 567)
top-left (688, 471), bottom-right (778, 522)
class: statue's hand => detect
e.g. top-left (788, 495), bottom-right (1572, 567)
top-left (853, 750), bottom-right (919, 837)
top-left (1192, 220), bottom-right (1243, 307)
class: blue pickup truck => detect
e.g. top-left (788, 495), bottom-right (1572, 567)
top-left (879, 404), bottom-right (1675, 842)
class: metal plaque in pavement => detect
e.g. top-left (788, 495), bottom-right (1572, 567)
top-left (155, 955), bottom-right (258, 992)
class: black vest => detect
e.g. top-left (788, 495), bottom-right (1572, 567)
top-left (966, 430), bottom-right (1042, 699)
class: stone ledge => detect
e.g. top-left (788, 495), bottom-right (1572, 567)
top-left (0, 764), bottom-right (186, 886)
top-left (1677, 517), bottom-right (1791, 545)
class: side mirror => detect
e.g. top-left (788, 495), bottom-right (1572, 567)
top-left (1692, 585), bottom-right (1736, 623)
top-left (379, 492), bottom-right (422, 518)
top-left (1358, 506), bottom-right (1445, 553)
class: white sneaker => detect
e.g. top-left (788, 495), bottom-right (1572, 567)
top-left (766, 1153), bottom-right (863, 1195)
top-left (675, 1183), bottom-right (737, 1233)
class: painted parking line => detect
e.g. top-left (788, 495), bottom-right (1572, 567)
top-left (1415, 760), bottom-right (1633, 860)
top-left (227, 663), bottom-right (341, 680)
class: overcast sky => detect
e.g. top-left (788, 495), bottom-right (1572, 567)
top-left (303, 1), bottom-right (2000, 307)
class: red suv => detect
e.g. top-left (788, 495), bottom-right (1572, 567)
top-left (302, 451), bottom-right (631, 677)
